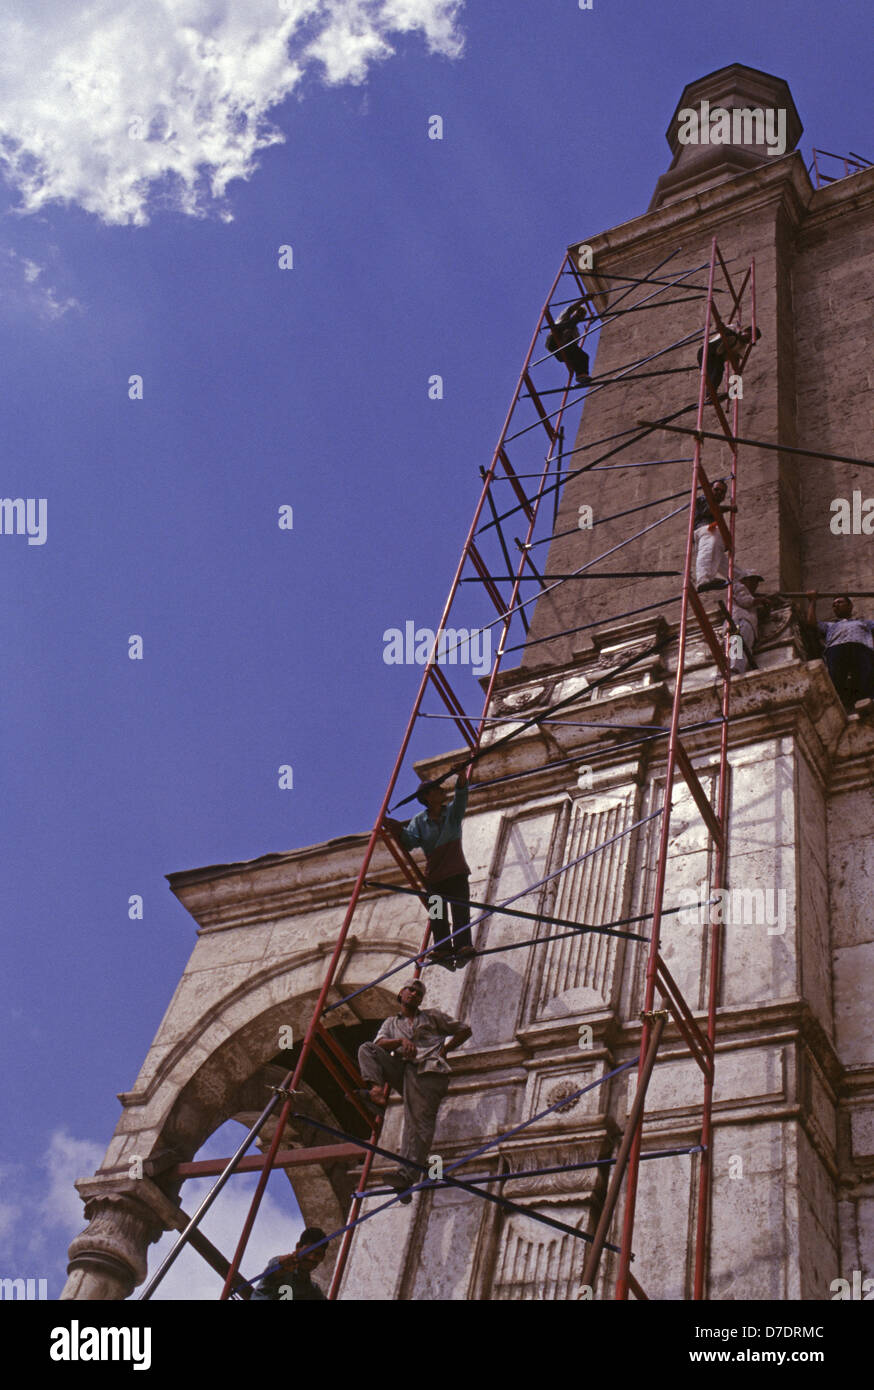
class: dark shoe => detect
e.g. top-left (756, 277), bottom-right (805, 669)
top-left (387, 1170), bottom-right (414, 1205)
top-left (453, 946), bottom-right (477, 968)
top-left (696, 578), bottom-right (728, 593)
top-left (428, 949), bottom-right (456, 972)
top-left (352, 1088), bottom-right (386, 1123)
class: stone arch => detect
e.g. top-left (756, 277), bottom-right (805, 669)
top-left (62, 939), bottom-right (414, 1299)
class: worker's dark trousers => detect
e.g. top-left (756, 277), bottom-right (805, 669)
top-left (697, 344), bottom-right (724, 392)
top-left (426, 874), bottom-right (472, 953)
top-left (555, 344), bottom-right (590, 381)
top-left (824, 643), bottom-right (874, 708)
top-left (357, 1043), bottom-right (450, 1179)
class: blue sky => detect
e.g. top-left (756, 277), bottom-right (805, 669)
top-left (0, 0), bottom-right (870, 1299)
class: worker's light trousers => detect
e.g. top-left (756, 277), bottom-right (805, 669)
top-left (694, 523), bottom-right (728, 586)
top-left (358, 1042), bottom-right (450, 1179)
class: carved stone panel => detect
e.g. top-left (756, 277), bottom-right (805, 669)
top-left (522, 789), bottom-right (639, 1022)
top-left (464, 805), bottom-right (562, 1046)
top-left (487, 1201), bottom-right (595, 1300)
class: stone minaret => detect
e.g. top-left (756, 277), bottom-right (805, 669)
top-left (62, 65), bottom-right (873, 1301)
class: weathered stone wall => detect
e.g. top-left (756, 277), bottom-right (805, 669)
top-left (63, 70), bottom-right (873, 1302)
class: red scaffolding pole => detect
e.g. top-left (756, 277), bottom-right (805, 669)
top-left (580, 237), bottom-right (757, 1300)
top-left (139, 248), bottom-right (606, 1302)
top-left (139, 238), bottom-right (757, 1304)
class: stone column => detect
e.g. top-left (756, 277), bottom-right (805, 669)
top-left (61, 1176), bottom-right (177, 1301)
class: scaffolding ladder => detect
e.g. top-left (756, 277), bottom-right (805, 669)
top-left (138, 238), bottom-right (760, 1303)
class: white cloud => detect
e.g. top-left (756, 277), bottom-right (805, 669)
top-left (0, 0), bottom-right (464, 226)
top-left (148, 1175), bottom-right (307, 1300)
top-left (1, 1125), bottom-right (315, 1299)
top-left (40, 1131), bottom-right (107, 1232)
top-left (2, 246), bottom-right (81, 318)
top-left (0, 1132), bottom-right (105, 1294)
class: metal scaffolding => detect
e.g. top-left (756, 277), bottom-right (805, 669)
top-left (138, 237), bottom-right (764, 1303)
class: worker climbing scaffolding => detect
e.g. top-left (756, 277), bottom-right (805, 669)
top-left (384, 765), bottom-right (475, 970)
top-left (135, 231), bottom-right (874, 1306)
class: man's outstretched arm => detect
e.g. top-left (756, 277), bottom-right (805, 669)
top-left (442, 1024), bottom-right (472, 1055)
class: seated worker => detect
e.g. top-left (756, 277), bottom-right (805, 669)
top-left (545, 301), bottom-right (591, 385)
top-left (697, 318), bottom-right (761, 392)
top-left (694, 478), bottom-right (738, 591)
top-left (726, 571), bottom-right (766, 674)
top-left (249, 1228), bottom-right (328, 1301)
top-left (357, 979), bottom-right (471, 1203)
top-left (806, 591), bottom-right (874, 711)
top-left (385, 765), bottom-right (475, 969)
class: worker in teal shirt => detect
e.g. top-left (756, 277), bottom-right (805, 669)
top-left (386, 766), bottom-right (475, 970)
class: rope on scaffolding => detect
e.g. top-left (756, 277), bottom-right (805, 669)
top-left (638, 419), bottom-right (874, 471)
top-left (323, 808), bottom-right (664, 1015)
top-left (465, 569), bottom-right (682, 582)
top-left (420, 577), bottom-right (685, 668)
top-left (433, 500), bottom-right (686, 667)
top-left (502, 592), bottom-right (684, 654)
top-left (533, 254), bottom-right (709, 377)
top-left (396, 602), bottom-right (681, 799)
top-left (465, 718), bottom-right (727, 796)
top-left (477, 392), bottom-right (711, 536)
top-left (231, 1050), bottom-right (654, 1290)
top-left (420, 713), bottom-right (672, 729)
top-left (290, 1115), bottom-right (623, 1248)
top-left (358, 1144), bottom-right (704, 1198)
top-left (362, 878), bottom-right (651, 942)
top-left (263, 1053), bottom-right (642, 1273)
top-left (529, 486), bottom-right (693, 546)
top-left (517, 322), bottom-right (704, 444)
top-left (520, 370), bottom-right (696, 401)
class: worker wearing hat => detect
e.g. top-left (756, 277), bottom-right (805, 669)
top-left (356, 979), bottom-right (471, 1203)
top-left (727, 569), bottom-right (767, 674)
top-left (384, 765), bottom-right (475, 970)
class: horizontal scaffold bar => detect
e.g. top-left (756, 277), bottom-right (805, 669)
top-left (362, 877), bottom-right (651, 942)
top-left (170, 1143), bottom-right (365, 1180)
top-left (638, 420), bottom-right (874, 470)
top-left (357, 1144), bottom-right (704, 1198)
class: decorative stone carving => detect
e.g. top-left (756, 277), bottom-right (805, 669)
top-left (524, 790), bottom-right (638, 1020)
top-left (489, 1200), bottom-right (594, 1300)
top-left (544, 1081), bottom-right (582, 1115)
top-left (496, 685), bottom-right (547, 711)
top-left (503, 1144), bottom-right (608, 1200)
top-left (62, 1191), bottom-right (164, 1301)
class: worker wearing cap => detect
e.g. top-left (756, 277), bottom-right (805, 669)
top-left (385, 766), bottom-right (475, 970)
top-left (727, 570), bottom-right (766, 674)
top-left (357, 980), bottom-right (471, 1202)
top-left (806, 591), bottom-right (874, 710)
top-left (545, 301), bottom-right (591, 385)
top-left (696, 318), bottom-right (761, 393)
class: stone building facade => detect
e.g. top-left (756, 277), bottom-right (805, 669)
top-left (62, 66), bottom-right (873, 1301)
